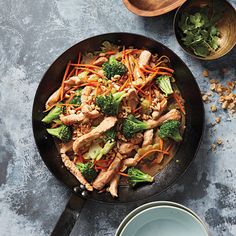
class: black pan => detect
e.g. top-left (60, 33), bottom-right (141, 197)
top-left (32, 33), bottom-right (204, 236)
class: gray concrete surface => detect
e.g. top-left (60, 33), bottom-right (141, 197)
top-left (0, 0), bottom-right (235, 235)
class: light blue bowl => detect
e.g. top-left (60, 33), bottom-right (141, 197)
top-left (120, 205), bottom-right (208, 236)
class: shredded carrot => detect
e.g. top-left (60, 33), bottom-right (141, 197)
top-left (105, 83), bottom-right (113, 95)
top-left (60, 62), bottom-right (71, 100)
top-left (125, 54), bottom-right (134, 82)
top-left (143, 65), bottom-right (157, 73)
top-left (124, 49), bottom-right (141, 55)
top-left (118, 172), bottom-right (129, 177)
top-left (133, 106), bottom-right (142, 113)
top-left (173, 92), bottom-right (186, 114)
top-left (119, 77), bottom-right (130, 91)
top-left (95, 82), bottom-right (100, 97)
top-left (165, 143), bottom-right (173, 152)
top-left (156, 71), bottom-right (172, 76)
top-left (156, 66), bottom-right (174, 73)
top-left (152, 84), bottom-right (159, 91)
top-left (148, 88), bottom-right (152, 103)
top-left (78, 82), bottom-right (98, 87)
top-left (140, 67), bottom-right (172, 77)
top-left (77, 150), bottom-right (85, 163)
top-left (139, 149), bottom-right (169, 162)
top-left (104, 51), bottom-right (116, 55)
top-left (140, 67), bottom-right (154, 74)
top-left (66, 93), bottom-right (75, 104)
top-left (159, 138), bottom-right (164, 150)
top-left (75, 106), bottom-right (82, 112)
top-left (70, 63), bottom-right (100, 69)
top-left (65, 68), bottom-right (76, 80)
top-left (133, 85), bottom-right (146, 95)
top-left (95, 166), bottom-right (107, 171)
top-left (91, 55), bottom-right (99, 64)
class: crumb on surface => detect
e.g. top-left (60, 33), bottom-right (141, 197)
top-left (203, 69), bottom-right (209, 77)
top-left (217, 138), bottom-right (222, 145)
top-left (215, 117), bottom-right (221, 123)
top-left (211, 144), bottom-right (217, 151)
top-left (211, 105), bottom-right (217, 112)
top-left (202, 94), bottom-right (209, 102)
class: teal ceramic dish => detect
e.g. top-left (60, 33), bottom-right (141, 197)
top-left (115, 201), bottom-right (209, 235)
top-left (118, 205), bottom-right (209, 236)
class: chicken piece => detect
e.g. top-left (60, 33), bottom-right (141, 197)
top-left (81, 104), bottom-right (101, 119)
top-left (107, 174), bottom-right (120, 198)
top-left (61, 153), bottom-right (93, 191)
top-left (127, 89), bottom-right (139, 111)
top-left (81, 86), bottom-right (93, 104)
top-left (147, 109), bottom-right (181, 129)
top-left (93, 153), bottom-right (124, 190)
top-left (93, 57), bottom-right (108, 66)
top-left (139, 50), bottom-right (151, 68)
top-left (142, 129), bottom-right (154, 147)
top-left (60, 113), bottom-right (85, 125)
top-left (73, 116), bottom-right (117, 153)
top-left (152, 98), bottom-right (168, 120)
top-left (122, 153), bottom-right (140, 168)
top-left (119, 142), bottom-right (137, 155)
top-left (80, 86), bottom-right (101, 119)
top-left (64, 76), bottom-right (81, 86)
top-left (45, 88), bottom-right (61, 109)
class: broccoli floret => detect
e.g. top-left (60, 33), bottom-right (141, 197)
top-left (102, 56), bottom-right (127, 79)
top-left (104, 127), bottom-right (116, 142)
top-left (128, 167), bottom-right (154, 187)
top-left (122, 115), bottom-right (149, 139)
top-left (46, 124), bottom-right (72, 142)
top-left (158, 120), bottom-right (182, 142)
top-left (95, 91), bottom-right (126, 116)
top-left (77, 162), bottom-right (97, 182)
top-left (156, 75), bottom-right (173, 96)
top-left (42, 106), bottom-right (63, 124)
top-left (69, 87), bottom-right (84, 105)
top-left (69, 96), bottom-right (81, 105)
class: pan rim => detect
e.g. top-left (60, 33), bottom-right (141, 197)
top-left (32, 32), bottom-right (205, 203)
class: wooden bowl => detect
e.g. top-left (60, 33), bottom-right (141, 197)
top-left (174, 0), bottom-right (236, 60)
top-left (123, 0), bottom-right (186, 17)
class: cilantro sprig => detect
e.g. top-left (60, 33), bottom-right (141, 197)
top-left (178, 11), bottom-right (221, 57)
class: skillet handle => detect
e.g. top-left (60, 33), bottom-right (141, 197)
top-left (51, 193), bottom-right (86, 236)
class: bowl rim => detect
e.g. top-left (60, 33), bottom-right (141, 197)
top-left (123, 0), bottom-right (186, 17)
top-left (115, 201), bottom-right (210, 236)
top-left (173, 0), bottom-right (236, 60)
top-left (118, 203), bottom-right (209, 236)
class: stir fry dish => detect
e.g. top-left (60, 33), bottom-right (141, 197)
top-left (42, 41), bottom-right (186, 197)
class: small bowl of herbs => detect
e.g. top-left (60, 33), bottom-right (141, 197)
top-left (174, 0), bottom-right (236, 60)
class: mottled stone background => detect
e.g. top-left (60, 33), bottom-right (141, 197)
top-left (0, 1), bottom-right (235, 235)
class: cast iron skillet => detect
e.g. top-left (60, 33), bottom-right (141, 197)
top-left (32, 33), bottom-right (204, 236)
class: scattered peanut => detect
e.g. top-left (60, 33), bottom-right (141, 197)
top-left (203, 69), bottom-right (209, 77)
top-left (210, 105), bottom-right (217, 112)
top-left (215, 117), bottom-right (221, 123)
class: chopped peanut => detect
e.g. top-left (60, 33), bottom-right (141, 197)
top-left (210, 105), bottom-right (217, 112)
